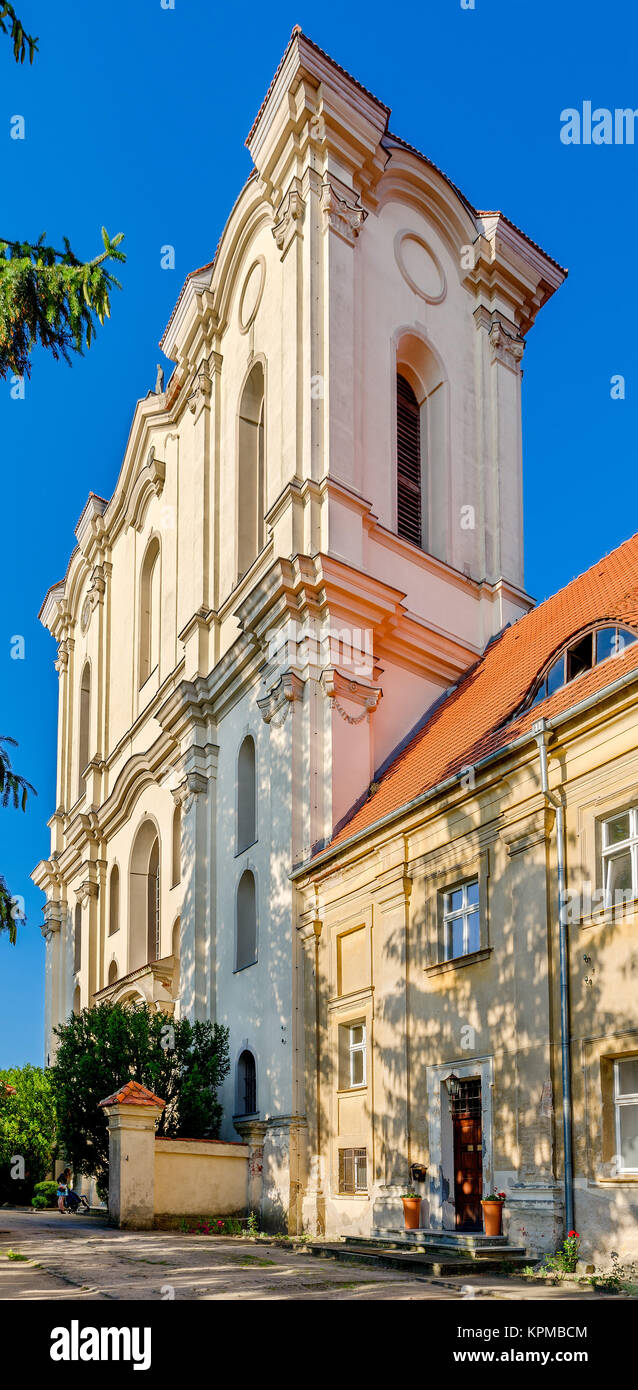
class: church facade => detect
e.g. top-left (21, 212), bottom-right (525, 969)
top-left (39, 30), bottom-right (638, 1247)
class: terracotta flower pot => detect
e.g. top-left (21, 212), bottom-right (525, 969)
top-left (402, 1196), bottom-right (421, 1230)
top-left (481, 1200), bottom-right (503, 1237)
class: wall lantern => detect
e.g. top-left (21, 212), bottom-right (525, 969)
top-left (445, 1072), bottom-right (461, 1102)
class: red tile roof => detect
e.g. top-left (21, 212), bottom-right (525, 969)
top-left (98, 1080), bottom-right (165, 1109)
top-left (325, 533), bottom-right (638, 853)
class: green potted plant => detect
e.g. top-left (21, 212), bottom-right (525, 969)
top-left (481, 1190), bottom-right (506, 1237)
top-left (401, 1190), bottom-right (422, 1230)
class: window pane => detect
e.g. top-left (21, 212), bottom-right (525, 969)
top-left (350, 1025), bottom-right (364, 1047)
top-left (351, 1050), bottom-right (364, 1086)
top-left (618, 1059), bottom-right (638, 1097)
top-left (566, 633), bottom-right (593, 682)
top-left (451, 916), bottom-right (464, 959)
top-left (596, 627), bottom-right (620, 663)
top-left (619, 1104), bottom-right (638, 1170)
top-left (546, 655), bottom-right (565, 697)
top-left (354, 1149), bottom-right (367, 1191)
top-left (466, 879), bottom-right (479, 907)
top-left (449, 889), bottom-right (463, 913)
top-left (605, 850), bottom-right (633, 899)
top-left (605, 813), bottom-right (631, 846)
top-left (466, 911), bottom-right (480, 954)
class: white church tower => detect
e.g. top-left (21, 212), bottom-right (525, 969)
top-left (33, 30), bottom-right (564, 1228)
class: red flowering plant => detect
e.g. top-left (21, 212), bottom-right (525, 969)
top-left (540, 1231), bottom-right (581, 1276)
top-left (482, 1191), bottom-right (506, 1202)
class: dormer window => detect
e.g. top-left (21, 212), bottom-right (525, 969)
top-left (528, 625), bottom-right (637, 711)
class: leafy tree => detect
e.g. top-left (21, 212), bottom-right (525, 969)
top-left (0, 1063), bottom-right (57, 1203)
top-left (0, 736), bottom-right (35, 942)
top-left (51, 1003), bottom-right (231, 1199)
top-left (0, 7), bottom-right (125, 379)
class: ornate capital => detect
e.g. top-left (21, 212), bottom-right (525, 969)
top-left (475, 308), bottom-right (525, 372)
top-left (257, 670), bottom-right (304, 726)
top-left (320, 181), bottom-right (367, 245)
top-left (173, 771), bottom-right (208, 813)
top-left (55, 639), bottom-right (70, 675)
top-left (321, 669), bottom-right (382, 725)
top-left (272, 188), bottom-right (305, 258)
top-left (75, 879), bottom-right (99, 907)
top-left (41, 899), bottom-right (64, 940)
top-left (188, 365), bottom-right (213, 415)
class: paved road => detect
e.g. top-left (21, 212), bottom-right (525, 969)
top-left (0, 1210), bottom-right (615, 1301)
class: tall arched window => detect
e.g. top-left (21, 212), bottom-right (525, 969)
top-left (171, 917), bottom-right (181, 995)
top-left (396, 372), bottom-right (422, 547)
top-left (237, 736), bottom-right (256, 852)
top-left (236, 869), bottom-right (257, 970)
top-left (139, 536), bottom-right (161, 687)
top-left (129, 820), bottom-right (161, 972)
top-left (171, 802), bottom-right (181, 887)
top-left (108, 959), bottom-right (118, 986)
top-left (237, 362), bottom-right (265, 580)
top-left (73, 902), bottom-right (82, 972)
top-left (73, 984), bottom-right (81, 1015)
top-left (77, 660), bottom-right (91, 798)
top-left (109, 865), bottom-right (120, 936)
top-left (237, 1050), bottom-right (257, 1116)
top-left (147, 837), bottom-right (160, 963)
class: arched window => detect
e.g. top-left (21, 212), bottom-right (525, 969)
top-left (147, 837), bottom-right (160, 963)
top-left (109, 865), bottom-right (120, 936)
top-left (108, 959), bottom-right (118, 986)
top-left (236, 869), bottom-right (257, 970)
top-left (78, 661), bottom-right (91, 798)
top-left (73, 984), bottom-right (81, 1015)
top-left (237, 362), bottom-right (265, 579)
top-left (395, 336), bottom-right (447, 560)
top-left (527, 625), bottom-right (638, 712)
top-left (396, 372), bottom-right (422, 547)
top-left (237, 736), bottom-right (256, 852)
top-left (129, 821), bottom-right (161, 972)
top-left (171, 802), bottom-right (181, 887)
top-left (171, 917), bottom-right (181, 994)
top-left (139, 536), bottom-right (161, 687)
top-left (237, 1050), bottom-right (257, 1116)
top-left (73, 902), bottom-right (82, 972)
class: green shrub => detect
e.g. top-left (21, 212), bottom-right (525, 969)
top-left (32, 1184), bottom-right (58, 1206)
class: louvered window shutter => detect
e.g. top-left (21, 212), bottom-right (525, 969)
top-left (396, 372), bottom-right (422, 547)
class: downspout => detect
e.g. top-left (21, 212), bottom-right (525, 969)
top-left (532, 717), bottom-right (575, 1235)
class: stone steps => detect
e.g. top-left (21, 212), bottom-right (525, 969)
top-left (308, 1237), bottom-right (530, 1278)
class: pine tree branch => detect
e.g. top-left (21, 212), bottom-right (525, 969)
top-left (0, 230), bottom-right (126, 379)
top-left (0, 3), bottom-right (38, 64)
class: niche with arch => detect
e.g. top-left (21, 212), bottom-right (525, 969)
top-left (109, 864), bottom-right (120, 936)
top-left (129, 820), bottom-right (161, 972)
top-left (139, 536), bottom-right (161, 688)
top-left (237, 735), bottom-right (256, 853)
top-left (237, 362), bottom-right (265, 580)
top-left (236, 869), bottom-right (257, 971)
top-left (77, 660), bottom-right (91, 798)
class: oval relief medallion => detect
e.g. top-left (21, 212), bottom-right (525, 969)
top-left (239, 257), bottom-right (266, 333)
top-left (394, 231), bottom-right (446, 304)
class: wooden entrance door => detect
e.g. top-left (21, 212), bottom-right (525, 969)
top-left (452, 1079), bottom-right (482, 1231)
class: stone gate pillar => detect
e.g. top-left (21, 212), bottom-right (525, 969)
top-left (99, 1080), bottom-right (165, 1229)
top-left (234, 1119), bottom-right (267, 1216)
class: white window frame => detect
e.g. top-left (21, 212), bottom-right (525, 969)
top-left (614, 1058), bottom-right (638, 1175)
top-left (348, 1022), bottom-right (367, 1089)
top-left (602, 808), bottom-right (638, 908)
top-left (442, 878), bottom-right (480, 961)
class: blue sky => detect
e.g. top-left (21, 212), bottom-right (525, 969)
top-left (1, 0), bottom-right (636, 1067)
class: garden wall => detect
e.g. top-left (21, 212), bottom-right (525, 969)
top-left (153, 1137), bottom-right (249, 1219)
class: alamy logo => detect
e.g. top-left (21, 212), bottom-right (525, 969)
top-left (560, 102), bottom-right (638, 144)
top-left (50, 1321), bottom-right (151, 1371)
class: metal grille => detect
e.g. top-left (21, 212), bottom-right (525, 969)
top-left (338, 1147), bottom-right (367, 1193)
top-left (450, 1078), bottom-right (481, 1118)
top-left (396, 373), bottom-right (422, 547)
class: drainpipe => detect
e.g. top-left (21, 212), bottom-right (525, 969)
top-left (532, 718), bottom-right (574, 1236)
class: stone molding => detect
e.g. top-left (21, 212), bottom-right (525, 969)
top-left (320, 180), bottom-right (367, 244)
top-left (272, 188), bottom-right (305, 258)
top-left (124, 446), bottom-right (166, 531)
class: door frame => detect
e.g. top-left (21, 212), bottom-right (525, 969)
top-left (426, 1056), bottom-right (494, 1231)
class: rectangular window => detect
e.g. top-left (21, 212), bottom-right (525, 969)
top-left (348, 1023), bottom-right (366, 1088)
top-left (338, 1147), bottom-right (367, 1194)
top-left (614, 1058), bottom-right (638, 1174)
top-left (602, 808), bottom-right (638, 906)
top-left (442, 878), bottom-right (480, 961)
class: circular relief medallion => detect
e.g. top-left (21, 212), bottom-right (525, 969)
top-left (394, 231), bottom-right (446, 304)
top-left (80, 597), bottom-right (91, 633)
top-left (239, 257), bottom-right (266, 333)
